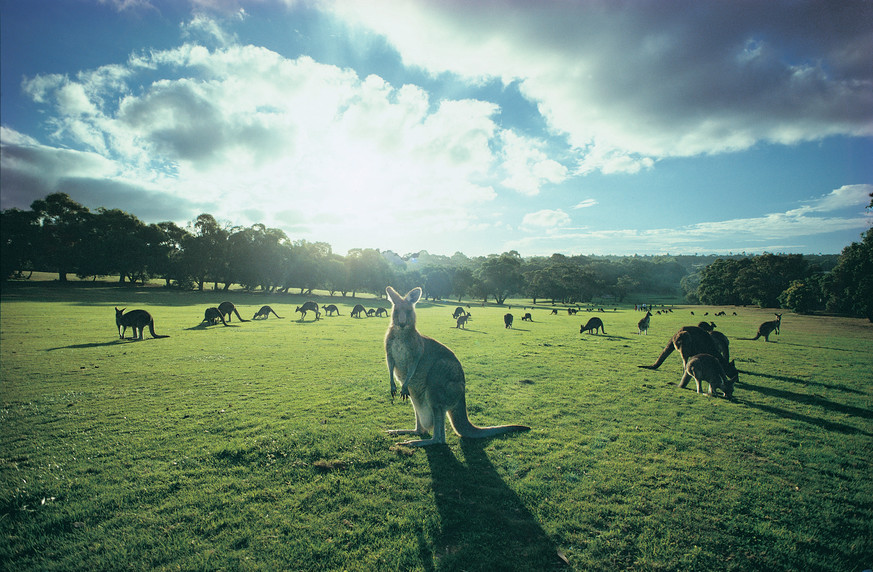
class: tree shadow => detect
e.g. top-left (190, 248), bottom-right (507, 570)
top-left (738, 368), bottom-right (864, 394)
top-left (421, 439), bottom-right (567, 571)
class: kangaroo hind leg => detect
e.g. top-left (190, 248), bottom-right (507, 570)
top-left (399, 405), bottom-right (446, 447)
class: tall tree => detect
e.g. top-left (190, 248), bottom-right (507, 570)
top-left (29, 193), bottom-right (92, 281)
top-left (476, 251), bottom-right (523, 304)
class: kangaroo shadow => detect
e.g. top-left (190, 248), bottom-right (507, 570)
top-left (421, 440), bottom-right (566, 571)
top-left (774, 340), bottom-right (869, 354)
top-left (736, 379), bottom-right (872, 421)
top-left (738, 368), bottom-right (863, 395)
top-left (185, 323), bottom-right (240, 331)
top-left (735, 397), bottom-right (872, 437)
top-left (45, 339), bottom-right (143, 351)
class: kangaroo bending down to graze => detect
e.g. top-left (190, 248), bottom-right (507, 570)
top-left (295, 301), bottom-right (321, 321)
top-left (367, 308), bottom-right (376, 317)
top-left (452, 307), bottom-right (466, 319)
top-left (638, 326), bottom-right (739, 380)
top-left (322, 304), bottom-right (340, 316)
top-left (202, 307), bottom-right (228, 326)
top-left (504, 313), bottom-right (514, 328)
top-left (384, 286), bottom-right (530, 447)
top-left (115, 307), bottom-right (169, 340)
top-left (252, 305), bottom-right (283, 320)
top-left (218, 301), bottom-right (249, 323)
top-left (679, 354), bottom-right (735, 399)
top-left (550, 309), bottom-right (558, 315)
top-left (638, 311), bottom-right (652, 334)
top-left (521, 313), bottom-right (533, 321)
top-left (456, 314), bottom-right (470, 329)
top-left (374, 307), bottom-right (388, 317)
top-left (580, 317), bottom-right (606, 334)
top-left (351, 304), bottom-right (366, 318)
top-left (750, 313), bottom-right (782, 342)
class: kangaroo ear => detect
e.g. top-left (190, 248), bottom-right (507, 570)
top-left (386, 286), bottom-right (403, 305)
top-left (405, 287), bottom-right (422, 305)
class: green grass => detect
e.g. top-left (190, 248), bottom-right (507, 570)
top-left (2, 283), bottom-right (872, 571)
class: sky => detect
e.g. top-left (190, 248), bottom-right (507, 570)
top-left (1, 0), bottom-right (871, 258)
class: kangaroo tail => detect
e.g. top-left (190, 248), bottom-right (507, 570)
top-left (638, 341), bottom-right (674, 369)
top-left (234, 309), bottom-right (249, 322)
top-left (148, 320), bottom-right (170, 339)
top-left (448, 401), bottom-right (530, 439)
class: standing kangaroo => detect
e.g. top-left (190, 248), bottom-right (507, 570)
top-left (115, 307), bottom-right (169, 340)
top-left (751, 313), bottom-right (782, 342)
top-left (637, 311), bottom-right (652, 334)
top-left (295, 301), bottom-right (321, 320)
top-left (252, 305), bottom-right (283, 319)
top-left (580, 317), bottom-right (606, 334)
top-left (455, 314), bottom-right (470, 329)
top-left (218, 301), bottom-right (249, 323)
top-left (384, 286), bottom-right (530, 447)
top-left (680, 354), bottom-right (735, 398)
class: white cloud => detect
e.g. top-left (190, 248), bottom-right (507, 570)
top-left (573, 198), bottom-right (597, 209)
top-left (498, 131), bottom-right (568, 195)
top-left (507, 184), bottom-right (873, 255)
top-left (521, 209), bottom-right (571, 230)
top-left (331, 0), bottom-right (873, 170)
top-left (787, 184), bottom-right (873, 215)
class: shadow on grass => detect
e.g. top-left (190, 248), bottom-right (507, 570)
top-left (184, 323), bottom-right (240, 331)
top-left (422, 440), bottom-right (567, 571)
top-left (45, 338), bottom-right (171, 350)
top-left (774, 340), bottom-right (871, 354)
top-left (738, 368), bottom-right (864, 394)
top-left (736, 397), bottom-right (872, 437)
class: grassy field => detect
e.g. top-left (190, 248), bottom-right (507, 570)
top-left (1, 282), bottom-right (872, 571)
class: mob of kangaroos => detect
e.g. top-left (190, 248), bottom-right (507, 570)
top-left (384, 286), bottom-right (530, 447)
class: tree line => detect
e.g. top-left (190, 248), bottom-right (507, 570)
top-left (2, 192), bottom-right (870, 321)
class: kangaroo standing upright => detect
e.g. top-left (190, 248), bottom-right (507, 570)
top-left (751, 313), bottom-right (782, 341)
top-left (384, 286), bottom-right (530, 447)
top-left (115, 307), bottom-right (169, 340)
top-left (638, 311), bottom-right (652, 334)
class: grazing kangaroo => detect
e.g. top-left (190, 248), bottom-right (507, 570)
top-left (295, 301), bottom-right (321, 320)
top-left (218, 301), bottom-right (249, 323)
top-left (521, 313), bottom-right (533, 321)
top-left (367, 308), bottom-right (376, 317)
top-left (679, 354), bottom-right (735, 398)
top-left (504, 313), bottom-right (514, 328)
top-left (115, 307), bottom-right (169, 340)
top-left (374, 307), bottom-right (388, 317)
top-left (322, 304), bottom-right (341, 316)
top-left (452, 307), bottom-right (466, 319)
top-left (580, 317), bottom-right (606, 334)
top-left (252, 305), bottom-right (283, 320)
top-left (639, 326), bottom-right (739, 380)
top-left (638, 311), bottom-right (652, 334)
top-left (384, 286), bottom-right (530, 447)
top-left (351, 304), bottom-right (367, 318)
top-left (203, 307), bottom-right (228, 326)
top-left (456, 314), bottom-right (470, 329)
top-left (751, 313), bottom-right (782, 342)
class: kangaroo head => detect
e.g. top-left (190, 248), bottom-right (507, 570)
top-left (115, 307), bottom-right (125, 316)
top-left (387, 286), bottom-right (421, 329)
